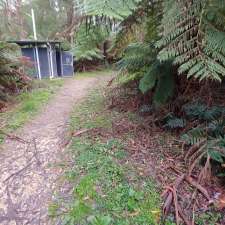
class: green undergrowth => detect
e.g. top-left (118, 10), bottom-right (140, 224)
top-left (0, 78), bottom-right (64, 143)
top-left (49, 89), bottom-right (161, 225)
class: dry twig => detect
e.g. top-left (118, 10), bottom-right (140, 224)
top-left (0, 130), bottom-right (30, 144)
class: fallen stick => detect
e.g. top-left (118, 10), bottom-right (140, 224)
top-left (4, 160), bottom-right (33, 183)
top-left (162, 190), bottom-right (173, 216)
top-left (72, 128), bottom-right (94, 137)
top-left (184, 139), bottom-right (205, 163)
top-left (0, 130), bottom-right (30, 144)
top-left (33, 138), bottom-right (41, 166)
top-left (168, 187), bottom-right (180, 225)
top-left (107, 77), bottom-right (116, 87)
top-left (162, 174), bottom-right (194, 225)
top-left (162, 175), bottom-right (185, 221)
top-left (185, 176), bottom-right (210, 201)
top-left (177, 204), bottom-right (191, 225)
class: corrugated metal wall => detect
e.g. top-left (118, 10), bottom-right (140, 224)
top-left (21, 47), bottom-right (74, 78)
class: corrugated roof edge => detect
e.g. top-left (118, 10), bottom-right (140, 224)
top-left (7, 40), bottom-right (62, 46)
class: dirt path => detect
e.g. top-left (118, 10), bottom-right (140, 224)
top-left (0, 74), bottom-right (111, 225)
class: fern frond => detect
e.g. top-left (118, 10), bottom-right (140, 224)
top-left (153, 60), bottom-right (174, 105)
top-left (183, 102), bottom-right (207, 119)
top-left (139, 64), bottom-right (157, 94)
top-left (164, 115), bottom-right (186, 129)
top-left (117, 42), bottom-right (155, 72)
top-left (181, 127), bottom-right (206, 145)
top-left (208, 119), bottom-right (225, 138)
top-left (72, 25), bottom-right (107, 61)
top-left (157, 0), bottom-right (225, 81)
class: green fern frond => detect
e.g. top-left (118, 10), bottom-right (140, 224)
top-left (183, 102), bottom-right (223, 121)
top-left (157, 0), bottom-right (225, 82)
top-left (117, 42), bottom-right (155, 72)
top-left (139, 65), bottom-right (157, 94)
top-left (116, 71), bottom-right (143, 85)
top-left (183, 102), bottom-right (207, 120)
top-left (163, 113), bottom-right (186, 129)
top-left (72, 25), bottom-right (107, 61)
top-left (208, 119), bottom-right (225, 138)
top-left (181, 127), bottom-right (206, 145)
top-left (81, 0), bottom-right (140, 19)
top-left (152, 60), bottom-right (174, 105)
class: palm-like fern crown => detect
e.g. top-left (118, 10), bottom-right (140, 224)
top-left (80, 0), bottom-right (141, 19)
top-left (156, 0), bottom-right (225, 82)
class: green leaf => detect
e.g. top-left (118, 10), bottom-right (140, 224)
top-left (217, 173), bottom-right (225, 177)
top-left (164, 118), bottom-right (186, 129)
top-left (139, 69), bottom-right (157, 94)
top-left (90, 215), bottom-right (112, 225)
top-left (208, 150), bottom-right (224, 163)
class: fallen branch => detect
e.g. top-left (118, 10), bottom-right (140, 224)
top-left (184, 139), bottom-right (206, 163)
top-left (33, 138), bottom-right (41, 166)
top-left (169, 187), bottom-right (180, 225)
top-left (177, 204), bottom-right (192, 225)
top-left (72, 128), bottom-right (94, 137)
top-left (107, 77), bottom-right (115, 87)
top-left (163, 175), bottom-right (211, 221)
top-left (162, 175), bottom-right (186, 223)
top-left (0, 130), bottom-right (30, 144)
top-left (185, 176), bottom-right (211, 201)
top-left (4, 160), bottom-right (33, 183)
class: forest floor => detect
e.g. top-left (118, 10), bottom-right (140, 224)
top-left (48, 85), bottom-right (162, 225)
top-left (0, 71), bottom-right (112, 225)
top-left (0, 71), bottom-right (223, 225)
top-left (49, 76), bottom-right (224, 225)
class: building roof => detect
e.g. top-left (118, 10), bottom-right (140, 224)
top-left (8, 40), bottom-right (61, 46)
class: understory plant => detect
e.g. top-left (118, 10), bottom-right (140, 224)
top-left (116, 41), bottom-right (175, 106)
top-left (164, 102), bottom-right (225, 177)
top-left (157, 0), bottom-right (225, 82)
top-left (0, 41), bottom-right (31, 107)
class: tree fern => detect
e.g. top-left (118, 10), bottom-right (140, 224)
top-left (138, 65), bottom-right (157, 93)
top-left (157, 0), bottom-right (225, 82)
top-left (139, 59), bottom-right (174, 105)
top-left (72, 25), bottom-right (108, 61)
top-left (79, 0), bottom-right (141, 20)
top-left (116, 42), bottom-right (157, 88)
top-left (117, 42), bottom-right (155, 73)
top-left (0, 42), bottom-right (30, 103)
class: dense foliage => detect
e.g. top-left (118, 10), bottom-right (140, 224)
top-left (157, 0), bottom-right (225, 82)
top-left (1, 0), bottom-right (225, 223)
top-left (0, 41), bottom-right (30, 107)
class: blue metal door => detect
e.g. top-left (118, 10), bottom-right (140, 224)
top-left (38, 48), bottom-right (50, 78)
top-left (21, 48), bottom-right (37, 77)
top-left (61, 52), bottom-right (74, 77)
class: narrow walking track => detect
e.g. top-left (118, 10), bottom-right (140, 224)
top-left (0, 75), bottom-right (110, 225)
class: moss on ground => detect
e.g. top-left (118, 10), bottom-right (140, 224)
top-left (49, 88), bottom-right (161, 225)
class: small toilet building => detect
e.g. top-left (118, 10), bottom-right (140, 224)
top-left (9, 40), bottom-right (74, 79)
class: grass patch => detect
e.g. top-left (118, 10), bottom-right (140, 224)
top-left (50, 88), bottom-right (161, 225)
top-left (0, 78), bottom-right (64, 142)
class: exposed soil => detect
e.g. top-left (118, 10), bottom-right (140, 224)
top-left (0, 74), bottom-right (111, 225)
